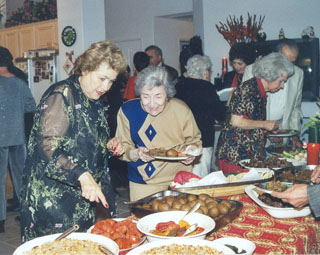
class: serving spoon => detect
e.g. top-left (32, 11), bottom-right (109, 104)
top-left (55, 224), bottom-right (79, 241)
top-left (180, 202), bottom-right (201, 221)
top-left (181, 223), bottom-right (198, 237)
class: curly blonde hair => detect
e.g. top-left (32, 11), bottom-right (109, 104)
top-left (73, 40), bottom-right (127, 75)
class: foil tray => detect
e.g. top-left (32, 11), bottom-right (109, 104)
top-left (129, 190), bottom-right (243, 231)
top-left (274, 165), bottom-right (317, 184)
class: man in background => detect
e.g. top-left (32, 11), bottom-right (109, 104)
top-left (145, 45), bottom-right (179, 82)
top-left (0, 46), bottom-right (36, 232)
top-left (243, 39), bottom-right (304, 149)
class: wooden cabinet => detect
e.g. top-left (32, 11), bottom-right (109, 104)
top-left (19, 24), bottom-right (35, 57)
top-left (3, 27), bottom-right (20, 60)
top-left (0, 19), bottom-right (58, 60)
top-left (34, 20), bottom-right (58, 49)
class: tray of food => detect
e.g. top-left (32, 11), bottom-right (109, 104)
top-left (245, 185), bottom-right (311, 218)
top-left (238, 156), bottom-right (303, 171)
top-left (174, 170), bottom-right (275, 198)
top-left (128, 190), bottom-right (242, 231)
top-left (274, 165), bottom-right (317, 184)
top-left (266, 145), bottom-right (292, 155)
top-left (267, 129), bottom-right (299, 137)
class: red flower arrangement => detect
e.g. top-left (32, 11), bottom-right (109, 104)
top-left (216, 13), bottom-right (265, 46)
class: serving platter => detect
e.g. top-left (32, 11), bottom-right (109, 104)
top-left (127, 237), bottom-right (235, 255)
top-left (239, 158), bottom-right (306, 171)
top-left (245, 185), bottom-right (311, 218)
top-left (13, 232), bottom-right (119, 255)
top-left (128, 190), bottom-right (243, 231)
top-left (267, 129), bottom-right (299, 137)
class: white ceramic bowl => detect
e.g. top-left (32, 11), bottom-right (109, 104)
top-left (127, 237), bottom-right (235, 255)
top-left (212, 237), bottom-right (256, 255)
top-left (245, 185), bottom-right (311, 218)
top-left (87, 218), bottom-right (146, 254)
top-left (137, 211), bottom-right (215, 242)
top-left (13, 232), bottom-right (119, 255)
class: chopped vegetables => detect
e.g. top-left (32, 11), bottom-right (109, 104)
top-left (150, 220), bottom-right (204, 237)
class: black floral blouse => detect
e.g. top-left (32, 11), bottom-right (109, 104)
top-left (216, 77), bottom-right (267, 164)
top-left (20, 75), bottom-right (116, 242)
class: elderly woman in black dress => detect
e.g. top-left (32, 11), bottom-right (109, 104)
top-left (20, 40), bottom-right (127, 241)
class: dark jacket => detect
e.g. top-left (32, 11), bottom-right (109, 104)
top-left (175, 77), bottom-right (225, 147)
top-left (163, 63), bottom-right (179, 83)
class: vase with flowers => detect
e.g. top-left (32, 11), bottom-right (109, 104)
top-left (216, 13), bottom-right (265, 46)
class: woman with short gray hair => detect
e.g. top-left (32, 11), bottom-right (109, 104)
top-left (252, 52), bottom-right (294, 83)
top-left (116, 66), bottom-right (202, 201)
top-left (135, 66), bottom-right (176, 98)
top-left (186, 54), bottom-right (212, 79)
top-left (216, 52), bottom-right (294, 174)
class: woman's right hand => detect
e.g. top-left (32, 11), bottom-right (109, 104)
top-left (78, 171), bottom-right (108, 208)
top-left (130, 147), bottom-right (154, 163)
top-left (263, 120), bottom-right (279, 131)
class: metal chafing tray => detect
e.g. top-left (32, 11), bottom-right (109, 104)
top-left (274, 165), bottom-right (316, 184)
top-left (174, 173), bottom-right (274, 197)
top-left (128, 190), bottom-right (243, 231)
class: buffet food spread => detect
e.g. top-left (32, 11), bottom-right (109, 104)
top-left (14, 148), bottom-right (320, 255)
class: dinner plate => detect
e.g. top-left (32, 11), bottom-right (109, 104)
top-left (267, 129), bottom-right (299, 137)
top-left (153, 155), bottom-right (189, 160)
top-left (13, 232), bottom-right (119, 255)
top-left (245, 185), bottom-right (311, 218)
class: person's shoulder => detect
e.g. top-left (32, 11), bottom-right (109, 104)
top-left (168, 98), bottom-right (191, 111)
top-left (122, 98), bottom-right (140, 110)
top-left (294, 65), bottom-right (303, 76)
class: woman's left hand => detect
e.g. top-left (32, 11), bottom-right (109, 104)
top-left (78, 171), bottom-right (109, 208)
top-left (180, 145), bottom-right (198, 165)
top-left (107, 137), bottom-right (125, 156)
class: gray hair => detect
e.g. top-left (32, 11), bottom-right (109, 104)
top-left (145, 45), bottom-right (162, 57)
top-left (135, 66), bottom-right (176, 98)
top-left (186, 54), bottom-right (212, 79)
top-left (252, 52), bottom-right (294, 82)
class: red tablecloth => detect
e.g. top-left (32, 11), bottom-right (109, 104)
top-left (207, 194), bottom-right (320, 254)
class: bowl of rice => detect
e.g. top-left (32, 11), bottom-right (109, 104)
top-left (13, 232), bottom-right (119, 255)
top-left (126, 237), bottom-right (235, 255)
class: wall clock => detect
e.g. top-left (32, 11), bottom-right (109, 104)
top-left (61, 26), bottom-right (76, 47)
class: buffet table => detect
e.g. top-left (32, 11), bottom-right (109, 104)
top-left (207, 194), bottom-right (320, 254)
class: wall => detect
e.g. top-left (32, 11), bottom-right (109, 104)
top-left (199, 0), bottom-right (320, 76)
top-left (154, 17), bottom-right (193, 73)
top-left (105, 0), bottom-right (193, 73)
top-left (57, 0), bottom-right (105, 80)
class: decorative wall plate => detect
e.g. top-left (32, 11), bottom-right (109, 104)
top-left (61, 26), bottom-right (76, 47)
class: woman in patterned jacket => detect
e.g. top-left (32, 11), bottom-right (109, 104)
top-left (216, 53), bottom-right (294, 174)
top-left (20, 40), bottom-right (127, 242)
